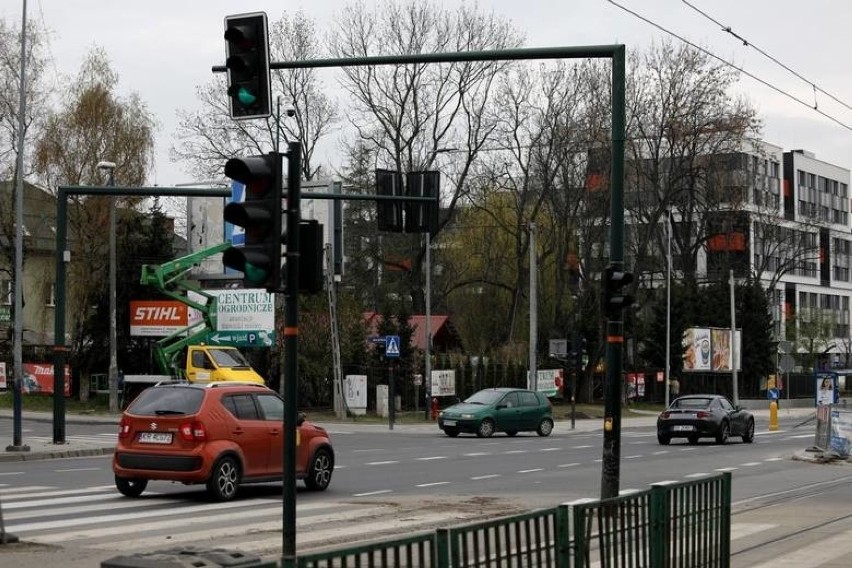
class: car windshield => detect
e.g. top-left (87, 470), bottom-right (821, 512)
top-left (127, 387), bottom-right (204, 416)
top-left (463, 390), bottom-right (505, 405)
top-left (208, 347), bottom-right (250, 368)
top-left (672, 397), bottom-right (712, 410)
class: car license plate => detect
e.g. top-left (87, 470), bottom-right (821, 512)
top-left (443, 420), bottom-right (457, 427)
top-left (138, 432), bottom-right (173, 444)
top-left (673, 425), bottom-right (694, 432)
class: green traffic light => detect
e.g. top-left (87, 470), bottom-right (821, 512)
top-left (243, 263), bottom-right (268, 284)
top-left (237, 86), bottom-right (257, 107)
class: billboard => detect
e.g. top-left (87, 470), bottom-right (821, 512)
top-left (528, 369), bottom-right (563, 398)
top-left (21, 363), bottom-right (71, 396)
top-left (130, 300), bottom-right (189, 336)
top-left (682, 327), bottom-right (741, 372)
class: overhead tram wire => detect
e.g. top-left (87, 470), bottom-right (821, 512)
top-left (605, 0), bottom-right (852, 132)
top-left (682, 0), bottom-right (852, 113)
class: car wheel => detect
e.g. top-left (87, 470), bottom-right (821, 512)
top-left (537, 418), bottom-right (554, 437)
top-left (443, 427), bottom-right (460, 437)
top-left (657, 435), bottom-right (670, 445)
top-left (115, 475), bottom-right (147, 498)
top-left (687, 435), bottom-right (699, 445)
top-left (476, 418), bottom-right (495, 438)
top-left (305, 448), bottom-right (334, 491)
top-left (716, 421), bottom-right (730, 445)
top-left (505, 430), bottom-right (518, 437)
top-left (206, 455), bottom-right (240, 502)
top-left (742, 419), bottom-right (755, 443)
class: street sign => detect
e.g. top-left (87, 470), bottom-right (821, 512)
top-left (385, 335), bottom-right (401, 358)
top-left (204, 330), bottom-right (273, 347)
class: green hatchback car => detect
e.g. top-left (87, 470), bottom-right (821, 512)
top-left (438, 387), bottom-right (554, 438)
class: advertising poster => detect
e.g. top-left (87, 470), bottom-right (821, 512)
top-left (0, 361), bottom-right (6, 389)
top-left (529, 369), bottom-right (563, 398)
top-left (816, 373), bottom-right (838, 407)
top-left (431, 369), bottom-right (456, 397)
top-left (683, 327), bottom-right (712, 371)
top-left (829, 409), bottom-right (852, 457)
top-left (21, 363), bottom-right (71, 396)
top-left (711, 328), bottom-right (731, 371)
top-left (627, 373), bottom-right (646, 399)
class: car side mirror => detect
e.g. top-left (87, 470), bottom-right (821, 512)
top-left (297, 412), bottom-right (306, 426)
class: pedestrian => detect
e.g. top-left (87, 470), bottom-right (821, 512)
top-left (669, 376), bottom-right (680, 401)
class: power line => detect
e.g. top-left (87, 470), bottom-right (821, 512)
top-left (682, 0), bottom-right (852, 113)
top-left (605, 0), bottom-right (852, 132)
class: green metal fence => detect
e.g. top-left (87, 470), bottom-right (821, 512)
top-left (293, 472), bottom-right (731, 568)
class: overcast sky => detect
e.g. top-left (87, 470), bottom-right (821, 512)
top-left (4, 0), bottom-right (850, 185)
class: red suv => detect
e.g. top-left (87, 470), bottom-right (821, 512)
top-left (112, 383), bottom-right (334, 501)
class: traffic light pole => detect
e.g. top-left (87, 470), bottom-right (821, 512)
top-left (52, 185), bottom-right (231, 444)
top-left (281, 141), bottom-right (301, 567)
top-left (601, 47), bottom-right (626, 501)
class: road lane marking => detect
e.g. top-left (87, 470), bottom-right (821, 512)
top-left (715, 467), bottom-right (738, 472)
top-left (504, 450), bottom-right (528, 454)
top-left (0, 472), bottom-right (25, 476)
top-left (471, 474), bottom-right (500, 480)
top-left (573, 445), bottom-right (593, 449)
top-left (54, 467), bottom-right (101, 473)
top-left (539, 448), bottom-right (561, 452)
top-left (416, 456), bottom-right (447, 461)
top-left (624, 455), bottom-right (642, 459)
top-left (740, 462), bottom-right (761, 467)
top-left (416, 481), bottom-right (451, 487)
top-left (764, 457), bottom-right (784, 462)
top-left (353, 490), bottom-right (393, 497)
top-left (518, 469), bottom-right (543, 473)
top-left (653, 451), bottom-right (669, 455)
top-left (464, 452), bottom-right (491, 457)
top-left (685, 473), bottom-right (711, 478)
top-left (558, 463), bottom-right (580, 468)
top-left (365, 461), bottom-right (399, 466)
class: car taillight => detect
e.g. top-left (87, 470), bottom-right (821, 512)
top-left (696, 411), bottom-right (710, 419)
top-left (118, 418), bottom-right (131, 439)
top-left (179, 421), bottom-right (207, 442)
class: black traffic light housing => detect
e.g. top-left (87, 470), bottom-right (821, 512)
top-left (224, 12), bottom-right (272, 120)
top-left (375, 169), bottom-right (404, 232)
top-left (603, 264), bottom-right (634, 320)
top-left (405, 171), bottom-right (440, 235)
top-left (223, 153), bottom-right (283, 292)
top-left (299, 220), bottom-right (324, 294)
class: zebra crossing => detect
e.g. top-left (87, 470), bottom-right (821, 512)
top-left (0, 482), bottom-right (456, 556)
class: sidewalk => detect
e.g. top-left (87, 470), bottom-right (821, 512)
top-left (0, 405), bottom-right (818, 463)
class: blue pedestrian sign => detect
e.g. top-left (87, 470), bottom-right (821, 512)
top-left (385, 335), bottom-right (401, 358)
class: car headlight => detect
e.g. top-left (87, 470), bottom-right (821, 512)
top-left (461, 413), bottom-right (474, 419)
top-left (439, 411), bottom-right (444, 418)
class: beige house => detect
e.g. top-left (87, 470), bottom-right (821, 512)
top-left (0, 180), bottom-right (75, 356)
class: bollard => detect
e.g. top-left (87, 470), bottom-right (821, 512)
top-left (769, 400), bottom-right (779, 431)
top-left (431, 397), bottom-right (439, 421)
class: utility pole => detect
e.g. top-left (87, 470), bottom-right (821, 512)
top-left (529, 222), bottom-right (537, 391)
top-left (97, 162), bottom-right (119, 414)
top-left (7, 0), bottom-right (30, 454)
top-left (730, 269), bottom-right (738, 406)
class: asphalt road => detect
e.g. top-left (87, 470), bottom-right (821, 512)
top-left (2, 410), bottom-right (851, 567)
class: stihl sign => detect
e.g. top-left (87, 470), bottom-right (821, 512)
top-left (130, 300), bottom-right (189, 336)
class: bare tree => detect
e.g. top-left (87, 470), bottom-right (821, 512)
top-left (620, 40), bottom-right (761, 286)
top-left (171, 11), bottom-right (338, 182)
top-left (329, 0), bottom-right (523, 313)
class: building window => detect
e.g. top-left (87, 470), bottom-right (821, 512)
top-left (46, 283), bottom-right (56, 307)
top-left (0, 279), bottom-right (11, 305)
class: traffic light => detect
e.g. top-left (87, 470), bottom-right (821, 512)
top-left (299, 220), bottom-right (324, 294)
top-left (375, 169), bottom-right (403, 232)
top-left (570, 333), bottom-right (586, 369)
top-left (222, 153), bottom-right (282, 291)
top-left (224, 12), bottom-right (272, 120)
top-left (603, 264), bottom-right (634, 320)
top-left (405, 171), bottom-right (440, 235)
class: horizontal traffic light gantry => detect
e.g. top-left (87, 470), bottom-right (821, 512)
top-left (603, 264), bottom-right (634, 320)
top-left (223, 153), bottom-right (283, 292)
top-left (224, 12), bottom-right (272, 120)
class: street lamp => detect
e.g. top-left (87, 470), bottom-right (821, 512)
top-left (97, 161), bottom-right (118, 413)
top-left (665, 207), bottom-right (672, 408)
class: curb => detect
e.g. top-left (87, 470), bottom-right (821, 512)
top-left (0, 447), bottom-right (114, 463)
